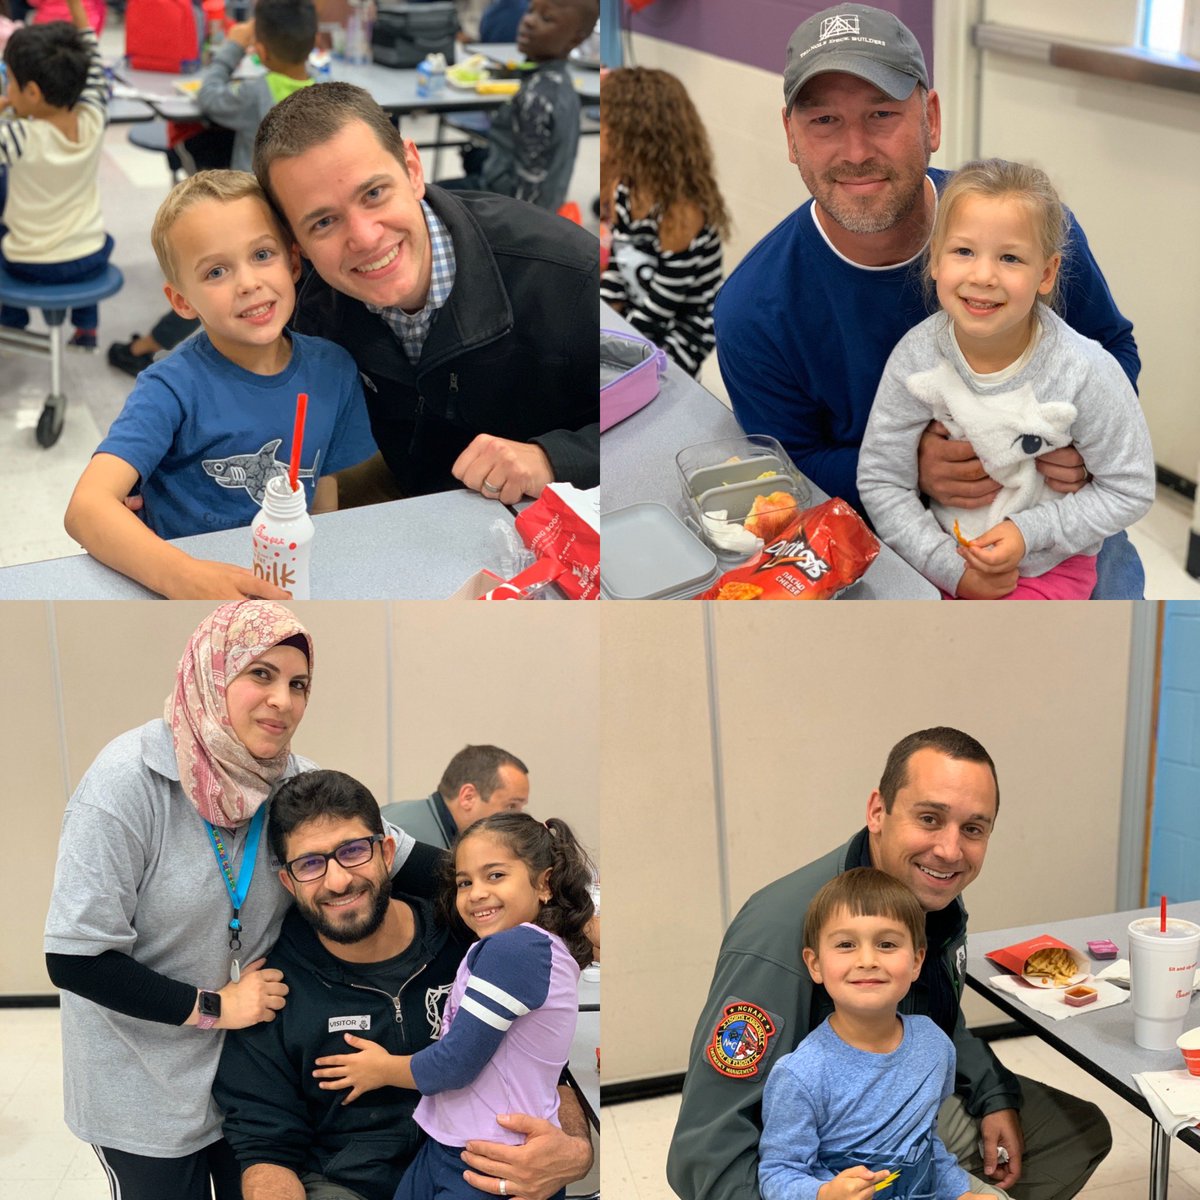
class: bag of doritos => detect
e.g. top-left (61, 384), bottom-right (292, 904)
top-left (696, 497), bottom-right (879, 600)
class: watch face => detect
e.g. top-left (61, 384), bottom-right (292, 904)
top-left (199, 991), bottom-right (222, 1018)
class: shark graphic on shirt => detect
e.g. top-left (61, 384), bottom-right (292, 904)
top-left (202, 439), bottom-right (322, 505)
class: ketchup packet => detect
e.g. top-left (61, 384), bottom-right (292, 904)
top-left (514, 484), bottom-right (600, 600)
top-left (695, 497), bottom-right (879, 600)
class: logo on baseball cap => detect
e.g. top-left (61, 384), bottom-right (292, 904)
top-left (784, 4), bottom-right (929, 114)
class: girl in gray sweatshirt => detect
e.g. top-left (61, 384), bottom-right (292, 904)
top-left (858, 159), bottom-right (1153, 599)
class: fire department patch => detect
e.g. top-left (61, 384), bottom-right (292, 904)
top-left (706, 1001), bottom-right (777, 1078)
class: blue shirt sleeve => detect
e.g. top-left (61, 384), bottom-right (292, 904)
top-left (95, 371), bottom-right (186, 489)
top-left (1058, 209), bottom-right (1139, 392)
top-left (409, 926), bottom-right (552, 1095)
top-left (758, 1059), bottom-right (825, 1200)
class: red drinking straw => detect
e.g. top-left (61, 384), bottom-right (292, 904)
top-left (288, 392), bottom-right (308, 492)
top-left (1162, 894), bottom-right (1168, 934)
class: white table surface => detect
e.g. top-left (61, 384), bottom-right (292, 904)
top-left (600, 303), bottom-right (938, 600)
top-left (0, 491), bottom-right (516, 599)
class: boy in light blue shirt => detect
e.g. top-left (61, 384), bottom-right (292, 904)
top-left (759, 869), bottom-right (989, 1200)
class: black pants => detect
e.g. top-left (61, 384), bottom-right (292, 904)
top-left (93, 1138), bottom-right (242, 1200)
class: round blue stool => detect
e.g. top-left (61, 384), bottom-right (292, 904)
top-left (0, 263), bottom-right (125, 447)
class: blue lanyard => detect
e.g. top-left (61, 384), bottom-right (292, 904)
top-left (205, 803), bottom-right (266, 953)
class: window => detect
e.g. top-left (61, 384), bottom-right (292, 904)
top-left (1140, 0), bottom-right (1184, 53)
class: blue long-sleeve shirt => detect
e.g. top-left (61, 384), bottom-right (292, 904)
top-left (713, 167), bottom-right (1139, 512)
top-left (759, 1014), bottom-right (971, 1200)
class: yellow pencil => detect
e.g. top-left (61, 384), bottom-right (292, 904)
top-left (874, 1170), bottom-right (901, 1192)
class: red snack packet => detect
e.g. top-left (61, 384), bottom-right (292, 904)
top-left (514, 485), bottom-right (600, 600)
top-left (696, 497), bottom-right (879, 600)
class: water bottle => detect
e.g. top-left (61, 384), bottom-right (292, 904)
top-left (250, 475), bottom-right (315, 599)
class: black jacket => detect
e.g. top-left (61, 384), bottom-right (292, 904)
top-left (292, 185), bottom-right (599, 497)
top-left (214, 898), bottom-right (466, 1200)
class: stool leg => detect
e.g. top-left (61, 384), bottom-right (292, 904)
top-left (37, 320), bottom-right (67, 448)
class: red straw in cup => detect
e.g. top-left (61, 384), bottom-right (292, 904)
top-left (288, 392), bottom-right (308, 492)
top-left (1162, 895), bottom-right (1168, 934)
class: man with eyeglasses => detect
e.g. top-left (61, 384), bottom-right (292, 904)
top-left (213, 768), bottom-right (593, 1200)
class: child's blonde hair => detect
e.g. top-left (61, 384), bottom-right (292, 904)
top-left (151, 170), bottom-right (289, 284)
top-left (927, 157), bottom-right (1068, 311)
top-left (803, 867), bottom-right (927, 956)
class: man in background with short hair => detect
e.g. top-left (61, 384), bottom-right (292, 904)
top-left (382, 745), bottom-right (531, 848)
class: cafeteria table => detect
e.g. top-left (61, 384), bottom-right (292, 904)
top-left (965, 901), bottom-right (1200, 1199)
top-left (0, 490), bottom-right (517, 599)
top-left (570, 971), bottom-right (601, 1127)
top-left (114, 49), bottom-right (599, 124)
top-left (600, 303), bottom-right (939, 600)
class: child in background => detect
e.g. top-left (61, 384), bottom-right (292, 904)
top-left (0, 0), bottom-right (111, 347)
top-left (599, 67), bottom-right (727, 378)
top-left (28, 0), bottom-right (104, 33)
top-left (441, 0), bottom-right (598, 212)
top-left (759, 869), bottom-right (988, 1200)
top-left (858, 159), bottom-right (1154, 600)
top-left (64, 170), bottom-right (376, 599)
top-left (198, 0), bottom-right (316, 174)
top-left (311, 812), bottom-right (596, 1200)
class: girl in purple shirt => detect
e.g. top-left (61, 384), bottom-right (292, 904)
top-left (312, 813), bottom-right (595, 1200)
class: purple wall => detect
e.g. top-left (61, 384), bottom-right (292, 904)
top-left (626, 1), bottom-right (935, 89)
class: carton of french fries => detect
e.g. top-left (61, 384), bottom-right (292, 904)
top-left (986, 935), bottom-right (1089, 989)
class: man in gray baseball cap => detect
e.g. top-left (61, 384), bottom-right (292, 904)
top-left (783, 3), bottom-right (929, 112)
top-left (710, 2), bottom-right (1145, 599)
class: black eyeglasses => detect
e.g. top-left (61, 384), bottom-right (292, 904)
top-left (284, 835), bottom-right (384, 883)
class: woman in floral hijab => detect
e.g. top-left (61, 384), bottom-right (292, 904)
top-left (43, 602), bottom-right (321, 1200)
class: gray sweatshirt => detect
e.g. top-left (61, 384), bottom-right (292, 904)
top-left (197, 41), bottom-right (312, 173)
top-left (857, 306), bottom-right (1154, 595)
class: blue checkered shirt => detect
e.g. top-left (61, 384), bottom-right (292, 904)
top-left (367, 200), bottom-right (456, 363)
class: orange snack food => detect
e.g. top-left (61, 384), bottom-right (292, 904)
top-left (697, 498), bottom-right (880, 600)
top-left (744, 491), bottom-right (797, 542)
top-left (715, 581), bottom-right (764, 601)
top-left (952, 519), bottom-right (971, 547)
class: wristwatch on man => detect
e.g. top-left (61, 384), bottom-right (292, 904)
top-left (197, 989), bottom-right (222, 1030)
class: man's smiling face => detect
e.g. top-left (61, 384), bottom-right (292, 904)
top-left (268, 118), bottom-right (433, 313)
top-left (866, 748), bottom-right (997, 911)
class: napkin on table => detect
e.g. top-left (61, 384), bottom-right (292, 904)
top-left (988, 974), bottom-right (1128, 1020)
top-left (1134, 1070), bottom-right (1200, 1136)
top-left (1095, 960), bottom-right (1200, 990)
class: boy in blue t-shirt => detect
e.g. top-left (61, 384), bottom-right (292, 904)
top-left (759, 869), bottom-right (988, 1200)
top-left (64, 169), bottom-right (376, 599)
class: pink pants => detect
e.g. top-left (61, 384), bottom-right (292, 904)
top-left (943, 553), bottom-right (1099, 601)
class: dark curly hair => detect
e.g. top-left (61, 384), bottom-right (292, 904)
top-left (440, 813), bottom-right (595, 969)
top-left (601, 66), bottom-right (730, 238)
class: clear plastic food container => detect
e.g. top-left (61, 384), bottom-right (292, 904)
top-left (676, 435), bottom-right (811, 558)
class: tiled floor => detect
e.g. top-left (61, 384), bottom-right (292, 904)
top-left (603, 1033), bottom-right (1200, 1199)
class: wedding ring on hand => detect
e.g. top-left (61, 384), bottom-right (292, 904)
top-left (481, 479), bottom-right (502, 495)
top-left (497, 1181), bottom-right (508, 1197)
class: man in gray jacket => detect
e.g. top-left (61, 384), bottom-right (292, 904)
top-left (667, 727), bottom-right (1110, 1200)
top-left (381, 745), bottom-right (531, 849)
